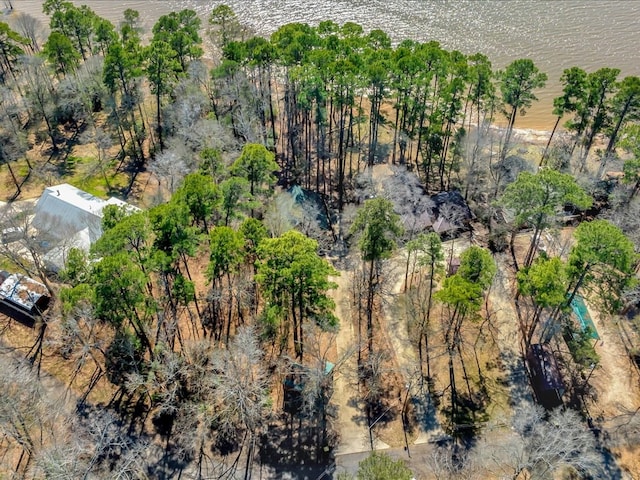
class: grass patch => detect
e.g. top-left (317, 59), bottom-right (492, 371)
top-left (16, 160), bottom-right (31, 178)
top-left (0, 256), bottom-right (24, 273)
top-left (74, 172), bottom-right (129, 198)
top-left (63, 155), bottom-right (128, 198)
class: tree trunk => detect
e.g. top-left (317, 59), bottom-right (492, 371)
top-left (540, 115), bottom-right (561, 166)
top-left (605, 95), bottom-right (633, 156)
top-left (366, 258), bottom-right (376, 355)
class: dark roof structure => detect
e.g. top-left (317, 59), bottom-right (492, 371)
top-left (527, 343), bottom-right (564, 409)
top-left (427, 191), bottom-right (473, 236)
top-left (0, 270), bottom-right (51, 319)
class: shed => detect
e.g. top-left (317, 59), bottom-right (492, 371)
top-left (526, 344), bottom-right (564, 409)
top-left (0, 270), bottom-right (50, 319)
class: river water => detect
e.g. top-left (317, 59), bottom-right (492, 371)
top-left (12, 0), bottom-right (640, 130)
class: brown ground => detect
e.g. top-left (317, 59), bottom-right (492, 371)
top-left (512, 229), bottom-right (640, 478)
top-left (330, 163), bottom-right (640, 477)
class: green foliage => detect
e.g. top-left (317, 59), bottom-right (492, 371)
top-left (436, 273), bottom-right (483, 315)
top-left (103, 41), bottom-right (141, 94)
top-left (149, 202), bottom-right (200, 263)
top-left (620, 124), bottom-right (640, 195)
top-left (60, 247), bottom-right (90, 286)
top-left (240, 217), bottom-right (268, 260)
top-left (409, 232), bottom-right (444, 269)
top-left (121, 9), bottom-right (142, 43)
top-left (173, 172), bottom-right (220, 232)
top-left (353, 452), bottom-right (413, 480)
top-left (563, 325), bottom-right (600, 368)
top-left (622, 157), bottom-right (640, 189)
top-left (43, 1), bottom-right (98, 60)
top-left (0, 21), bottom-right (29, 78)
top-left (93, 18), bottom-right (117, 55)
top-left (609, 76), bottom-right (640, 133)
top-left (570, 220), bottom-right (635, 278)
top-left (92, 252), bottom-right (148, 327)
top-left (458, 245), bottom-right (496, 290)
top-left (231, 143), bottom-right (279, 197)
top-left (350, 198), bottom-right (404, 262)
top-left (270, 22), bottom-right (319, 66)
top-left (59, 282), bottom-right (94, 316)
top-left (42, 31), bottom-right (80, 75)
top-left (152, 9), bottom-right (203, 72)
top-left (499, 58), bottom-right (547, 159)
top-left (500, 169), bottom-right (592, 268)
top-left (207, 226), bottom-right (245, 282)
top-left (500, 169), bottom-right (592, 229)
top-left (500, 58), bottom-right (547, 116)
top-left (171, 274), bottom-right (195, 307)
top-left (256, 230), bottom-right (338, 331)
top-left (569, 219), bottom-right (637, 313)
top-left (101, 204), bottom-right (130, 232)
top-left (220, 176), bottom-right (254, 225)
top-left (199, 147), bottom-right (224, 180)
top-left (554, 67), bottom-right (587, 118)
top-left (145, 39), bottom-right (181, 96)
top-left (93, 211), bottom-right (151, 261)
top-left (620, 123), bottom-right (640, 158)
top-left (517, 256), bottom-right (568, 310)
top-left (567, 67), bottom-right (620, 156)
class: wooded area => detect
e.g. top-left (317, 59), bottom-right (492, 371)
top-left (1, 1), bottom-right (640, 479)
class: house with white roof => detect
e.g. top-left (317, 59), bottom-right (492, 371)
top-left (31, 184), bottom-right (138, 270)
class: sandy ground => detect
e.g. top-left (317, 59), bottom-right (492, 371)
top-left (330, 268), bottom-right (391, 455)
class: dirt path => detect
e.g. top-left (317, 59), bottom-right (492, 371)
top-left (587, 307), bottom-right (640, 420)
top-left (488, 253), bottom-right (535, 417)
top-left (330, 270), bottom-right (390, 455)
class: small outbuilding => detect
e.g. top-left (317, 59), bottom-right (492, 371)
top-left (447, 257), bottom-right (461, 276)
top-left (526, 343), bottom-right (564, 409)
top-left (0, 270), bottom-right (50, 319)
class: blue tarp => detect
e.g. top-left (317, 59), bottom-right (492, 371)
top-left (570, 295), bottom-right (600, 340)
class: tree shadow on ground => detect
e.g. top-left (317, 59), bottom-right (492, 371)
top-left (258, 412), bottom-right (336, 469)
top-left (407, 378), bottom-right (441, 434)
top-left (500, 350), bottom-right (534, 408)
top-left (441, 392), bottom-right (487, 451)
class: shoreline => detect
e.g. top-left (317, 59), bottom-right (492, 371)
top-left (6, 2), bottom-right (560, 132)
top-left (8, 0), bottom-right (640, 133)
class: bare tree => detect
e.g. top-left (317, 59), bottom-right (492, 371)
top-left (382, 165), bottom-right (435, 239)
top-left (483, 403), bottom-right (603, 479)
top-left (10, 13), bottom-right (46, 53)
top-left (0, 203), bottom-right (56, 296)
top-left (149, 148), bottom-right (188, 198)
top-left (0, 356), bottom-right (72, 476)
top-left (19, 56), bottom-right (59, 151)
top-left (210, 327), bottom-right (270, 478)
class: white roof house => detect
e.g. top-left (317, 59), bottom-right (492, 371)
top-left (31, 184), bottom-right (138, 270)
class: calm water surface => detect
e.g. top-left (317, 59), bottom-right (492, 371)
top-left (14, 0), bottom-right (640, 130)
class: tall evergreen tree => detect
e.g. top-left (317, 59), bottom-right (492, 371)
top-left (499, 59), bottom-right (547, 161)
